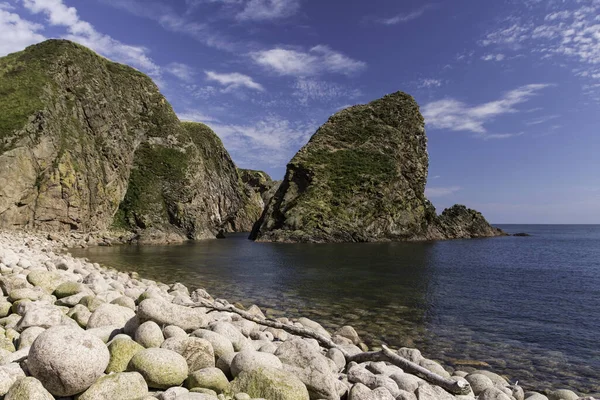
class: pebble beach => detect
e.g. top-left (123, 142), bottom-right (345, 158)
top-left (0, 230), bottom-right (595, 400)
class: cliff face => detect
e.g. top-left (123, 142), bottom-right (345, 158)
top-left (0, 40), bottom-right (253, 241)
top-left (250, 92), bottom-right (505, 243)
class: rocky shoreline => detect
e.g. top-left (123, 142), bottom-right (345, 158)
top-left (0, 231), bottom-right (594, 400)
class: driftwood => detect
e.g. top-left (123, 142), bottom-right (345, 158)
top-left (191, 299), bottom-right (472, 395)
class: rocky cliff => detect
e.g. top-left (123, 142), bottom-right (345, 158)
top-left (250, 92), bottom-right (505, 243)
top-left (0, 40), bottom-right (254, 242)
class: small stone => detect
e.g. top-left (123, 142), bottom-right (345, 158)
top-left (230, 367), bottom-right (309, 400)
top-left (110, 296), bottom-right (136, 310)
top-left (465, 373), bottom-right (494, 395)
top-left (106, 336), bottom-right (145, 373)
top-left (163, 325), bottom-right (188, 339)
top-left (230, 350), bottom-right (283, 377)
top-left (161, 336), bottom-right (215, 372)
top-left (77, 371), bottom-right (149, 400)
top-left (128, 348), bottom-right (189, 389)
top-left (334, 326), bottom-right (360, 345)
top-left (87, 303), bottom-right (136, 329)
top-left (53, 282), bottom-right (89, 299)
top-left (0, 363), bottom-right (26, 396)
top-left (186, 367), bottom-right (229, 393)
top-left (17, 326), bottom-right (45, 349)
top-left (192, 329), bottom-right (235, 360)
top-left (138, 298), bottom-right (208, 331)
top-left (26, 270), bottom-right (69, 294)
top-left (548, 389), bottom-right (579, 400)
top-left (160, 386), bottom-right (189, 400)
top-left (135, 321), bottom-right (165, 348)
top-left (479, 387), bottom-right (512, 400)
top-left (4, 376), bottom-right (53, 400)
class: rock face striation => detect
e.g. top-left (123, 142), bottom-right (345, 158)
top-left (250, 92), bottom-right (505, 243)
top-left (0, 40), bottom-right (255, 242)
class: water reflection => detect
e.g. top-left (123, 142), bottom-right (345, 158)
top-left (72, 227), bottom-right (600, 394)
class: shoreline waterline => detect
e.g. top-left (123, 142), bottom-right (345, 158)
top-left (0, 229), bottom-right (597, 399)
top-left (71, 227), bottom-right (600, 396)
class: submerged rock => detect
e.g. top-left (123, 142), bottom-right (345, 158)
top-left (250, 92), bottom-right (504, 243)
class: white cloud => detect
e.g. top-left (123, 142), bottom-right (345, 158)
top-left (422, 84), bottom-right (552, 138)
top-left (480, 23), bottom-right (532, 48)
top-left (251, 46), bottom-right (366, 77)
top-left (417, 78), bottom-right (442, 88)
top-left (292, 78), bottom-right (362, 104)
top-left (177, 110), bottom-right (220, 123)
top-left (378, 5), bottom-right (433, 25)
top-left (205, 70), bottom-right (264, 92)
top-left (481, 53), bottom-right (506, 61)
top-left (99, 0), bottom-right (237, 52)
top-left (0, 2), bottom-right (15, 10)
top-left (525, 115), bottom-right (560, 126)
top-left (21, 0), bottom-right (161, 77)
top-left (237, 0), bottom-right (299, 21)
top-left (0, 9), bottom-right (45, 56)
top-left (426, 186), bottom-right (461, 198)
top-left (480, 2), bottom-right (600, 88)
top-left (165, 62), bottom-right (195, 82)
top-left (209, 116), bottom-right (317, 166)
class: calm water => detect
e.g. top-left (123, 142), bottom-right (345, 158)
top-left (71, 225), bottom-right (600, 394)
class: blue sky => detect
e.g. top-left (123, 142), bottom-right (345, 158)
top-left (1, 0), bottom-right (599, 223)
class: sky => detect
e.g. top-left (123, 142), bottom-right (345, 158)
top-left (1, 0), bottom-right (599, 224)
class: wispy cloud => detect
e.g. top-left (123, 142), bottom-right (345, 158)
top-left (481, 53), bottom-right (505, 62)
top-left (426, 186), bottom-right (461, 197)
top-left (479, 1), bottom-right (600, 92)
top-left (165, 62), bottom-right (195, 82)
top-left (177, 110), bottom-right (220, 123)
top-left (21, 0), bottom-right (161, 77)
top-left (0, 9), bottom-right (45, 56)
top-left (525, 114), bottom-right (559, 126)
top-left (205, 70), bottom-right (264, 92)
top-left (209, 116), bottom-right (317, 167)
top-left (422, 84), bottom-right (552, 138)
top-left (292, 78), bottom-right (362, 105)
top-left (417, 78), bottom-right (443, 88)
top-left (377, 5), bottom-right (433, 25)
top-left (0, 2), bottom-right (15, 10)
top-left (251, 46), bottom-right (366, 77)
top-left (236, 0), bottom-right (299, 21)
top-left (99, 0), bottom-right (238, 52)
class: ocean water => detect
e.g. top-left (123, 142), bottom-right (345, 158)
top-left (71, 225), bottom-right (600, 394)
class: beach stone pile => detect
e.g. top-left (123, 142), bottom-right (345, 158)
top-left (0, 231), bottom-right (594, 400)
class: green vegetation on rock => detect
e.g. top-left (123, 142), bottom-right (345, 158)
top-left (251, 92), bottom-right (504, 243)
top-left (0, 39), bottom-right (262, 241)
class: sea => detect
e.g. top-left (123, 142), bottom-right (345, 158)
top-left (71, 224), bottom-right (600, 394)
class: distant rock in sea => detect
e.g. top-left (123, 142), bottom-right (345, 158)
top-left (513, 232), bottom-right (531, 237)
top-left (0, 39), bottom-right (257, 242)
top-left (250, 92), bottom-right (506, 243)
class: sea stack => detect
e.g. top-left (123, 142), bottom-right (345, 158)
top-left (250, 92), bottom-right (505, 243)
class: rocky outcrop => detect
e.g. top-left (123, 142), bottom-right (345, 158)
top-left (432, 204), bottom-right (505, 239)
top-left (236, 169), bottom-right (280, 232)
top-left (250, 92), bottom-right (505, 243)
top-left (0, 40), bottom-right (255, 241)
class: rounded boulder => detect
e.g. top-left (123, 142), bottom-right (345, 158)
top-left (128, 348), bottom-right (188, 389)
top-left (28, 326), bottom-right (110, 396)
